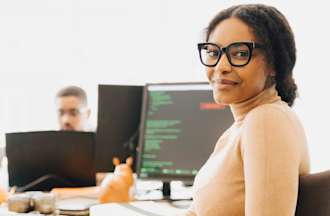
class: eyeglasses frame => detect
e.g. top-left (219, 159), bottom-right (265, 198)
top-left (197, 42), bottom-right (264, 67)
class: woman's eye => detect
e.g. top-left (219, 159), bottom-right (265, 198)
top-left (206, 50), bottom-right (220, 57)
top-left (232, 50), bottom-right (249, 58)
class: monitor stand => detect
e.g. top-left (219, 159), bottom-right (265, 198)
top-left (162, 181), bottom-right (171, 199)
top-left (161, 181), bottom-right (192, 209)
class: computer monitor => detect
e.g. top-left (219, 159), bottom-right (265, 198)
top-left (6, 131), bottom-right (96, 191)
top-left (136, 82), bottom-right (234, 197)
top-left (95, 84), bottom-right (143, 172)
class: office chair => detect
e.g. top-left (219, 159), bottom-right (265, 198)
top-left (295, 170), bottom-right (330, 216)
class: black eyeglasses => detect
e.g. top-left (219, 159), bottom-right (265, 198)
top-left (197, 42), bottom-right (264, 67)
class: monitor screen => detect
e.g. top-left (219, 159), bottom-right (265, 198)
top-left (95, 84), bottom-right (143, 172)
top-left (136, 82), bottom-right (234, 182)
top-left (6, 131), bottom-right (96, 191)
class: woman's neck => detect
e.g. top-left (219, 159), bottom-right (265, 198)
top-left (230, 85), bottom-right (281, 122)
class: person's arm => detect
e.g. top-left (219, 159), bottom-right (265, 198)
top-left (241, 106), bottom-right (302, 216)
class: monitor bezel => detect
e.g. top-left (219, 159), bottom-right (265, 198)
top-left (95, 84), bottom-right (143, 172)
top-left (136, 81), bottom-right (211, 182)
top-left (6, 130), bottom-right (96, 191)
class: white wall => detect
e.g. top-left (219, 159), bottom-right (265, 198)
top-left (0, 0), bottom-right (329, 172)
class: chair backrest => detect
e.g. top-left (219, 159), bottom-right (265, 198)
top-left (295, 170), bottom-right (330, 216)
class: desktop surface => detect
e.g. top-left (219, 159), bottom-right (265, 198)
top-left (0, 200), bottom-right (188, 216)
top-left (90, 200), bottom-right (188, 216)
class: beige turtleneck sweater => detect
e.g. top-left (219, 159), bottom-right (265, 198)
top-left (183, 86), bottom-right (310, 216)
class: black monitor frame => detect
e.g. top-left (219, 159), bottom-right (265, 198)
top-left (136, 82), bottom-right (234, 185)
top-left (6, 131), bottom-right (96, 191)
top-left (95, 84), bottom-right (143, 172)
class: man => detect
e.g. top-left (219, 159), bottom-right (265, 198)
top-left (56, 86), bottom-right (91, 131)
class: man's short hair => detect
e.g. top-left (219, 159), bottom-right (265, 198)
top-left (56, 86), bottom-right (88, 107)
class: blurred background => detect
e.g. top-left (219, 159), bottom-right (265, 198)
top-left (0, 0), bottom-right (329, 172)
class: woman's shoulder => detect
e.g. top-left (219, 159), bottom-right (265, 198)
top-left (240, 100), bottom-right (307, 156)
top-left (243, 101), bottom-right (299, 127)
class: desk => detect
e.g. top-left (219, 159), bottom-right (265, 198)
top-left (0, 205), bottom-right (44, 216)
top-left (0, 179), bottom-right (191, 215)
top-left (0, 199), bottom-right (189, 216)
top-left (0, 197), bottom-right (97, 216)
top-left (90, 201), bottom-right (187, 216)
top-left (1, 158), bottom-right (191, 215)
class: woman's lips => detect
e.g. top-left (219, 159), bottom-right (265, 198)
top-left (220, 79), bottom-right (238, 85)
top-left (211, 78), bottom-right (239, 90)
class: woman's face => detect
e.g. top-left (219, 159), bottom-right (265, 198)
top-left (206, 18), bottom-right (272, 104)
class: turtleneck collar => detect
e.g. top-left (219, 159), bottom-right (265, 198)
top-left (230, 85), bottom-right (281, 122)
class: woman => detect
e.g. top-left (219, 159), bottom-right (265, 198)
top-left (184, 4), bottom-right (310, 216)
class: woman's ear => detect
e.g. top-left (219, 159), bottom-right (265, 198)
top-left (269, 69), bottom-right (276, 77)
top-left (264, 66), bottom-right (275, 76)
top-left (265, 69), bottom-right (276, 88)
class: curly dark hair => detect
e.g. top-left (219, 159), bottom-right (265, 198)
top-left (205, 4), bottom-right (297, 106)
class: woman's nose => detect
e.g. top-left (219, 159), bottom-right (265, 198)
top-left (214, 53), bottom-right (232, 74)
top-left (207, 54), bottom-right (232, 80)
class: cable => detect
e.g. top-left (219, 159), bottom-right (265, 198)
top-left (123, 126), bottom-right (140, 155)
top-left (15, 174), bottom-right (75, 192)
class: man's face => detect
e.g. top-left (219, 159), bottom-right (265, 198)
top-left (56, 96), bottom-right (90, 131)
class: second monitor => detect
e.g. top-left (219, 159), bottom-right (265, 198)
top-left (95, 84), bottom-right (143, 172)
top-left (136, 82), bottom-right (234, 185)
